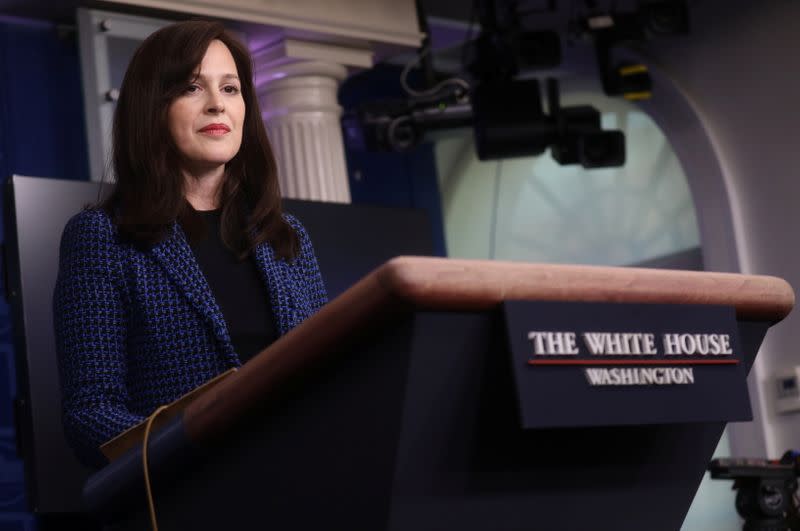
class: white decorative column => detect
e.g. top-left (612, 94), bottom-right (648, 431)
top-left (254, 36), bottom-right (382, 203)
top-left (257, 59), bottom-right (351, 203)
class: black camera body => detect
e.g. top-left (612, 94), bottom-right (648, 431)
top-left (709, 456), bottom-right (800, 531)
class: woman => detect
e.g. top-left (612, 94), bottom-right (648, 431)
top-left (54, 20), bottom-right (327, 467)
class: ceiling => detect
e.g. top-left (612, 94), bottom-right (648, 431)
top-left (0, 0), bottom-right (644, 28)
top-left (0, 0), bottom-right (693, 80)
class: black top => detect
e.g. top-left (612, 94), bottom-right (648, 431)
top-left (189, 208), bottom-right (277, 364)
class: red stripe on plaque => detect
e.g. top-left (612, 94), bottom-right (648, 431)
top-left (527, 359), bottom-right (740, 366)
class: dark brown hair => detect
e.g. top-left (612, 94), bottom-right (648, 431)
top-left (103, 20), bottom-right (298, 260)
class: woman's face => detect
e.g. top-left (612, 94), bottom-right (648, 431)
top-left (167, 39), bottom-right (246, 176)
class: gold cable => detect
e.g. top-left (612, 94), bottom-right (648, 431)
top-left (619, 64), bottom-right (648, 76)
top-left (623, 91), bottom-right (653, 101)
top-left (143, 405), bottom-right (169, 531)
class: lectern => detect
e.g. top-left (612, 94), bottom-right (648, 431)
top-left (84, 257), bottom-right (794, 530)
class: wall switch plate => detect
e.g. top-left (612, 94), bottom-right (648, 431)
top-left (775, 367), bottom-right (800, 414)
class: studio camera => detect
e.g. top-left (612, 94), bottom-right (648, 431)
top-left (709, 451), bottom-right (800, 531)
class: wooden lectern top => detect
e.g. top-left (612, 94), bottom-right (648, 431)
top-left (181, 257), bottom-right (794, 444)
top-left (377, 257), bottom-right (794, 320)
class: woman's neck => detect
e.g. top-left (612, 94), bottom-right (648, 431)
top-left (183, 165), bottom-right (225, 211)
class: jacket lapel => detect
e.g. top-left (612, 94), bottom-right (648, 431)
top-left (253, 241), bottom-right (292, 336)
top-left (149, 223), bottom-right (239, 365)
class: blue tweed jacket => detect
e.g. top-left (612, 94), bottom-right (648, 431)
top-left (53, 208), bottom-right (328, 466)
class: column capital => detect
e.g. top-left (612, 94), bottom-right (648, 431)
top-left (257, 59), bottom-right (348, 88)
top-left (252, 36), bottom-right (370, 88)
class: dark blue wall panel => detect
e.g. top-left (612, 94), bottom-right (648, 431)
top-left (0, 16), bottom-right (89, 529)
top-left (0, 19), bottom-right (89, 182)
